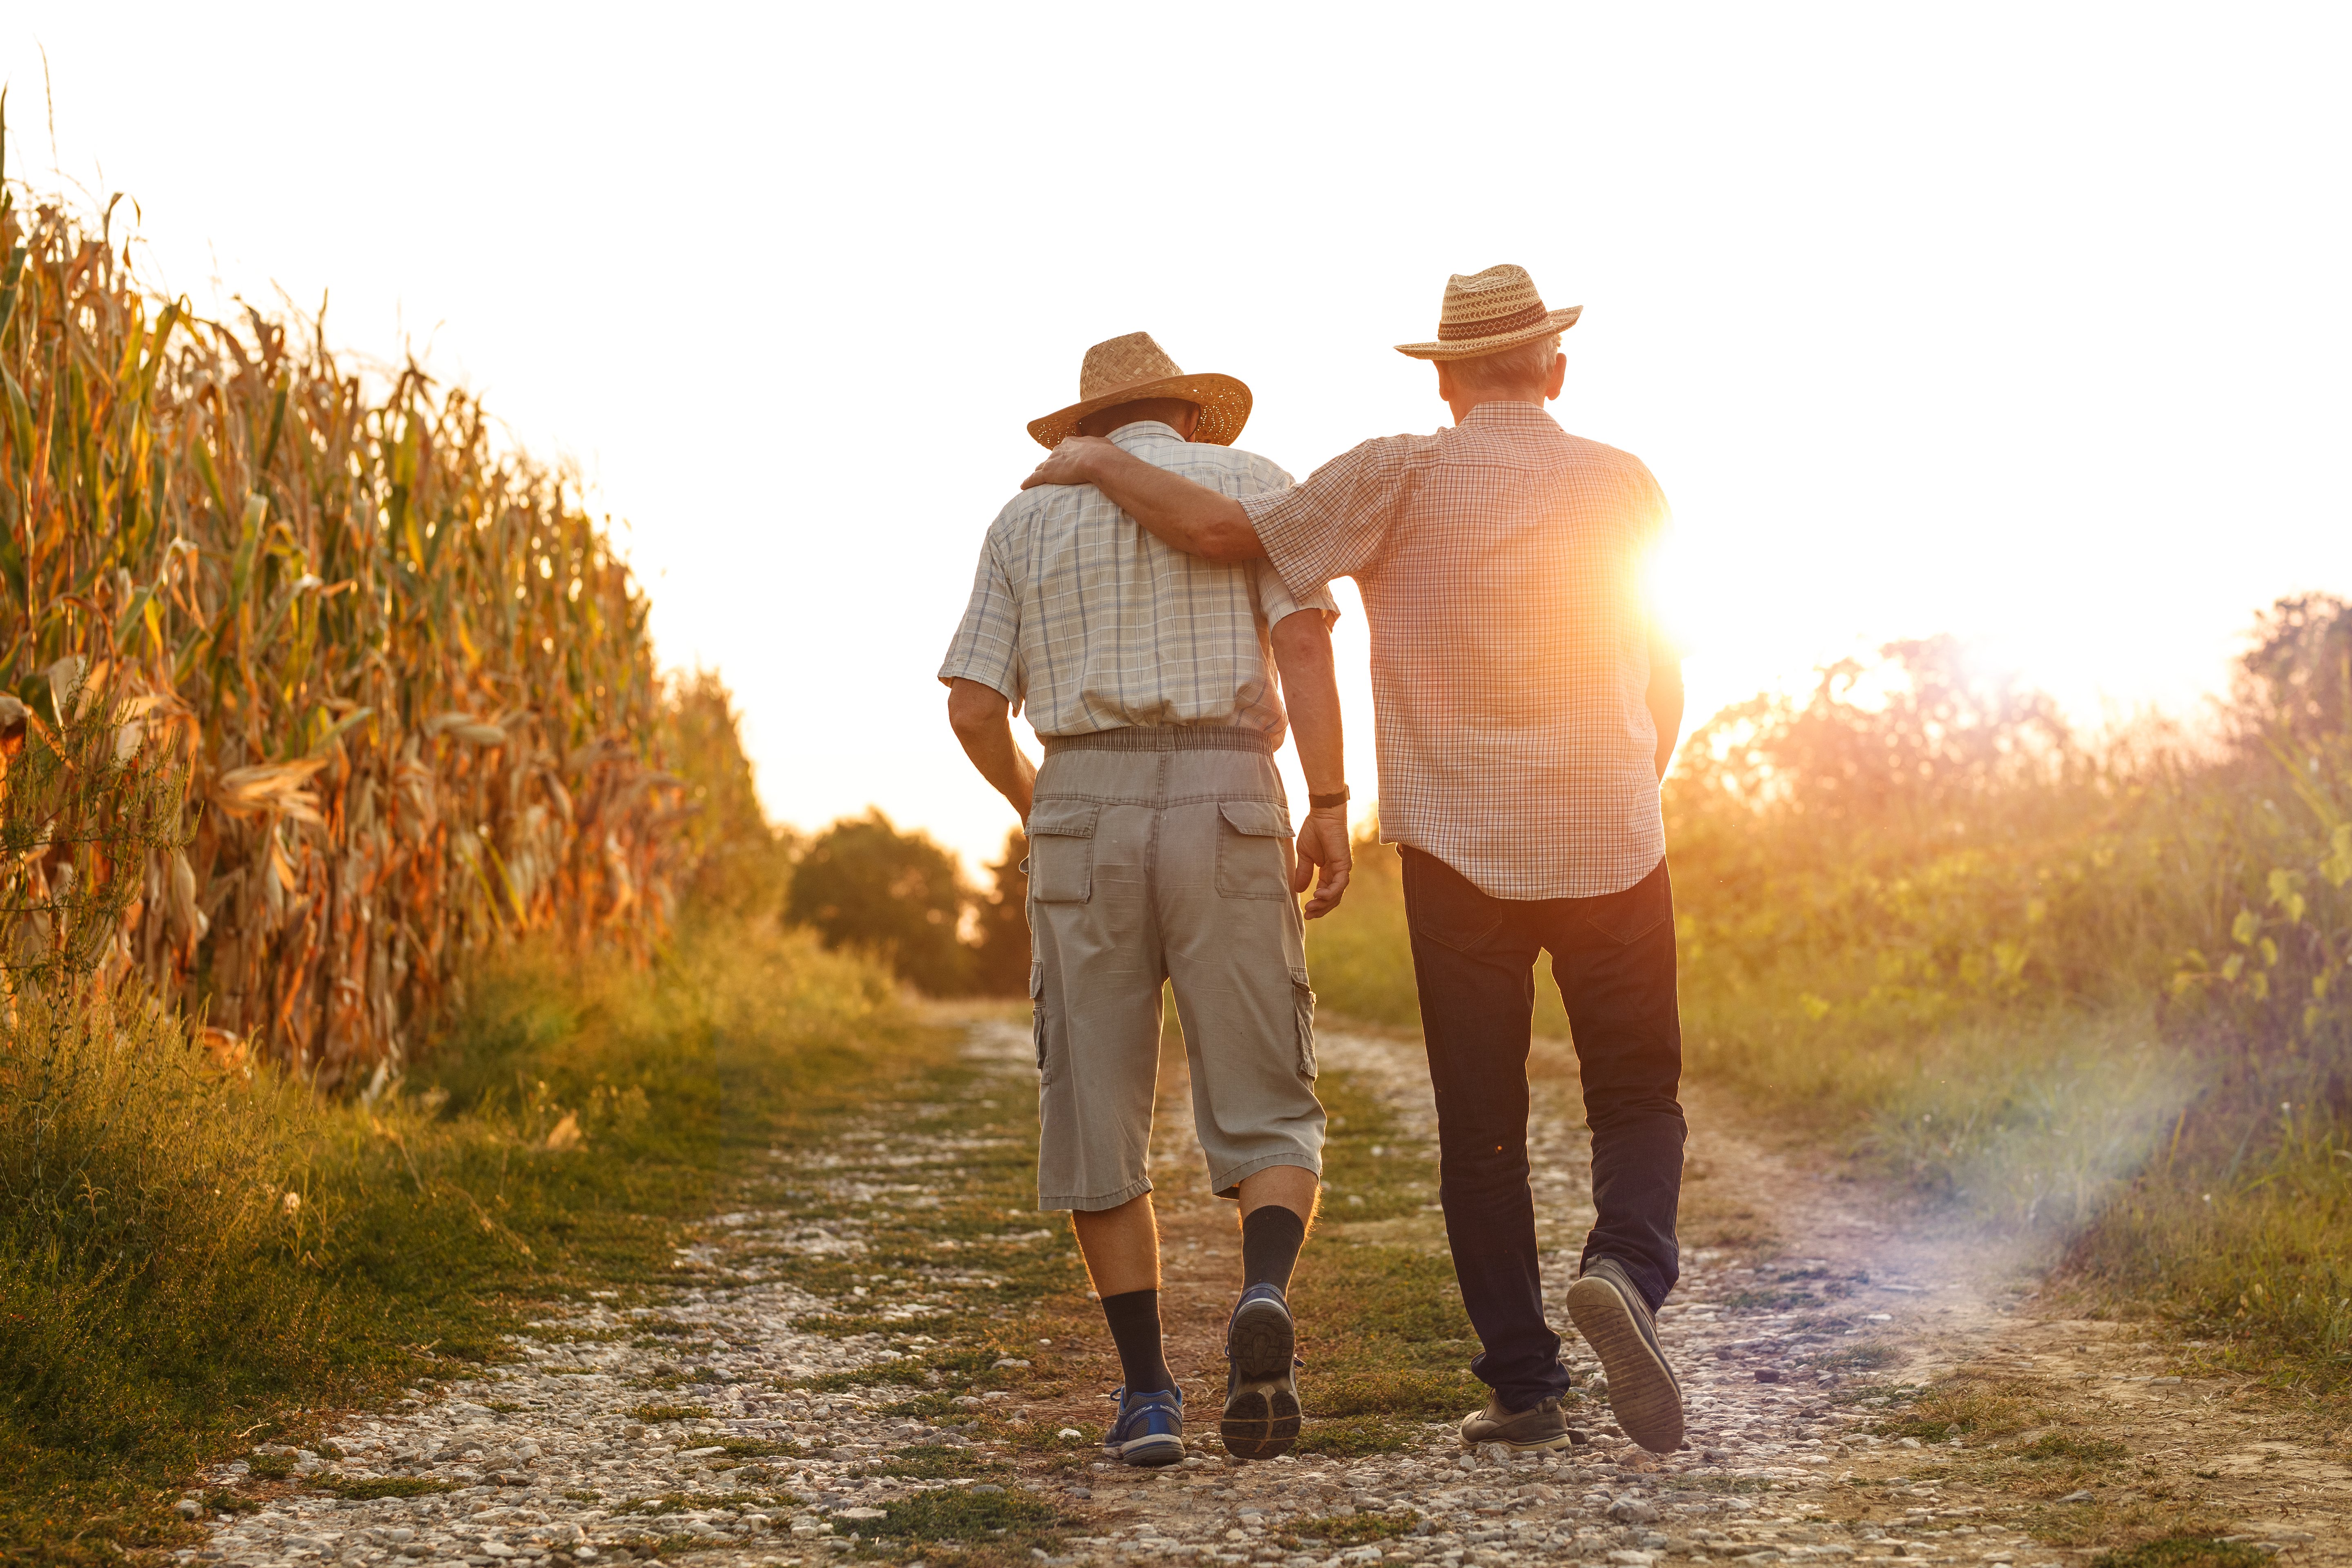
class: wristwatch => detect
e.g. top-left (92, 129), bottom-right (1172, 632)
top-left (1308, 786), bottom-right (1351, 811)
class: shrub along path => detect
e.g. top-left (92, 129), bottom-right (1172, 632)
top-left (179, 1013), bottom-right (2348, 1568)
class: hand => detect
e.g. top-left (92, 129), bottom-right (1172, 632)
top-left (1020, 434), bottom-right (1116, 491)
top-left (1292, 808), bottom-right (1353, 919)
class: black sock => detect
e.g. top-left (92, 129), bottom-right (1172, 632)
top-left (1099, 1289), bottom-right (1172, 1395)
top-left (1241, 1205), bottom-right (1307, 1293)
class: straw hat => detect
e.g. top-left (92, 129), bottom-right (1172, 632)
top-left (1394, 264), bottom-right (1582, 361)
top-left (1027, 332), bottom-right (1252, 450)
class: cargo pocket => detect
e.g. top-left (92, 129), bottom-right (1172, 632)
top-left (1029, 961), bottom-right (1051, 1082)
top-left (1290, 966), bottom-right (1319, 1080)
top-left (1214, 799), bottom-right (1293, 900)
top-left (1025, 800), bottom-right (1099, 903)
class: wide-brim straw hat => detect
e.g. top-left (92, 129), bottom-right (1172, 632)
top-left (1027, 332), bottom-right (1251, 450)
top-left (1394, 263), bottom-right (1582, 361)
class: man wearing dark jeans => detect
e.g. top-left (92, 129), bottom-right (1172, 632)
top-left (1018, 265), bottom-right (1690, 1454)
top-left (1401, 851), bottom-right (1685, 1447)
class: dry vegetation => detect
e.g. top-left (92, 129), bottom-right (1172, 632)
top-left (1, 126), bottom-right (696, 1085)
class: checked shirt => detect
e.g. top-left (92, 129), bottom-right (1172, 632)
top-left (1241, 401), bottom-right (1672, 900)
top-left (940, 421), bottom-right (1335, 742)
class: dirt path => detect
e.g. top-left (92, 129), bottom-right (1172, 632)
top-left (180, 1013), bottom-right (2349, 1568)
top-left (1054, 1023), bottom-right (2351, 1568)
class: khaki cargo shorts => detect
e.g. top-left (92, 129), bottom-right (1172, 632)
top-left (1025, 729), bottom-right (1325, 1212)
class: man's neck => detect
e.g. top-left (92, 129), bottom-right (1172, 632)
top-left (1444, 391), bottom-right (1550, 425)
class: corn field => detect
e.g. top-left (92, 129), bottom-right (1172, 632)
top-left (0, 137), bottom-right (693, 1088)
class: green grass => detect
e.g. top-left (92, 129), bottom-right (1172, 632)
top-left (868, 1443), bottom-right (1005, 1479)
top-left (1867, 1377), bottom-right (2040, 1441)
top-left (0, 913), bottom-right (926, 1567)
top-left (2092, 1538), bottom-right (2274, 1568)
top-left (312, 1475), bottom-right (457, 1501)
top-left (1290, 1419), bottom-right (1425, 1457)
top-left (2018, 1433), bottom-right (2128, 1462)
top-left (1285, 1510), bottom-right (1421, 1546)
top-left (866, 1484), bottom-right (1065, 1546)
top-left (1302, 845), bottom-right (1424, 1031)
top-left (628, 1403), bottom-right (715, 1423)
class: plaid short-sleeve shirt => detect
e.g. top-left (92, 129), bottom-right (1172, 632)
top-left (940, 421), bottom-right (1336, 742)
top-left (1241, 401), bottom-right (1670, 899)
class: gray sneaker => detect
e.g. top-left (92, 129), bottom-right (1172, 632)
top-left (1566, 1256), bottom-right (1685, 1454)
top-left (1458, 1394), bottom-right (1577, 1452)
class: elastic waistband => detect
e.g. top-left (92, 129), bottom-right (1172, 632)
top-left (1041, 726), bottom-right (1274, 756)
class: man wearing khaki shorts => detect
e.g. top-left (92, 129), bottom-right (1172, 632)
top-left (940, 332), bottom-right (1354, 1468)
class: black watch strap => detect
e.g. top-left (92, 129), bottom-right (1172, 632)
top-left (1308, 786), bottom-right (1351, 811)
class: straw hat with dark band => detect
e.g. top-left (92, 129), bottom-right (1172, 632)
top-left (1394, 263), bottom-right (1582, 361)
top-left (1027, 332), bottom-right (1252, 450)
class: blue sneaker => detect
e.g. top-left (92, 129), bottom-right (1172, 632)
top-left (1104, 1384), bottom-right (1185, 1467)
top-left (1221, 1284), bottom-right (1301, 1460)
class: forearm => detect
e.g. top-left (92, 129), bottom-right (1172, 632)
top-left (1273, 617), bottom-right (1345, 797)
top-left (1076, 445), bottom-right (1265, 562)
top-left (946, 682), bottom-right (1037, 817)
top-left (1272, 613), bottom-right (1352, 919)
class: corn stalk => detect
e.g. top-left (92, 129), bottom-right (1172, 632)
top-left (0, 122), bottom-right (688, 1087)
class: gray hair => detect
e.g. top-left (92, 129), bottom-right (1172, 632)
top-left (1444, 334), bottom-right (1562, 394)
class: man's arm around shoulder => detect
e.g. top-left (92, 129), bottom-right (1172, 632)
top-left (1022, 436), bottom-right (1265, 563)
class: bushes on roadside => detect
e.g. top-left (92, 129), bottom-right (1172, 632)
top-left (1302, 595), bottom-right (2352, 1387)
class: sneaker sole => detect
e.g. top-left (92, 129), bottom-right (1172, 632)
top-left (1223, 1297), bottom-right (1301, 1461)
top-left (1221, 1385), bottom-right (1301, 1461)
top-left (1566, 1273), bottom-right (1685, 1454)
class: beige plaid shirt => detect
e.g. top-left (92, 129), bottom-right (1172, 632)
top-left (941, 421), bottom-right (1336, 741)
top-left (1242, 401), bottom-right (1670, 899)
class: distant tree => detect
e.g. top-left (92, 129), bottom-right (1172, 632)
top-left (2236, 593), bottom-right (2352, 745)
top-left (785, 809), bottom-right (970, 993)
top-left (662, 668), bottom-right (794, 916)
top-left (968, 829), bottom-right (1032, 997)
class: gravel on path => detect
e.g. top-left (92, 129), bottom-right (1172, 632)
top-left (185, 1018), bottom-right (2348, 1568)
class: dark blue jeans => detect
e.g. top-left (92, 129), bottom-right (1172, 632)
top-left (1401, 847), bottom-right (1686, 1410)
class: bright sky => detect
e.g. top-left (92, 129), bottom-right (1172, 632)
top-left (8, 4), bottom-right (2348, 875)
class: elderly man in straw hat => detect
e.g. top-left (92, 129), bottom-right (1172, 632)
top-left (1019, 266), bottom-right (1690, 1457)
top-left (940, 332), bottom-right (1355, 1467)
